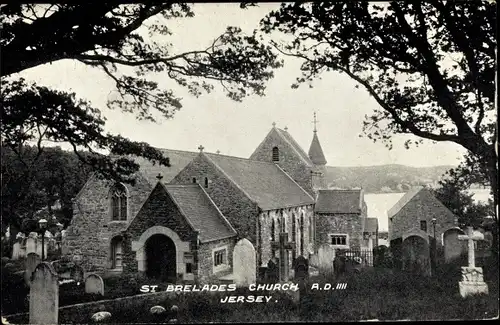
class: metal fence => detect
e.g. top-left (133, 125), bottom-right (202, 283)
top-left (343, 248), bottom-right (374, 267)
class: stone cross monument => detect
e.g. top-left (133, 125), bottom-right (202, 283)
top-left (457, 226), bottom-right (489, 297)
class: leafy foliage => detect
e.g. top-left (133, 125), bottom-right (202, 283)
top-left (1, 145), bottom-right (94, 234)
top-left (1, 3), bottom-right (282, 182)
top-left (260, 1), bottom-right (497, 204)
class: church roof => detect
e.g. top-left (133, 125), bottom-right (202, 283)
top-left (364, 218), bottom-right (378, 233)
top-left (135, 149), bottom-right (198, 185)
top-left (315, 189), bottom-right (363, 214)
top-left (276, 128), bottom-right (313, 166)
top-left (387, 186), bottom-right (424, 219)
top-left (308, 132), bottom-right (327, 165)
top-left (204, 153), bottom-right (315, 211)
top-left (162, 184), bottom-right (237, 243)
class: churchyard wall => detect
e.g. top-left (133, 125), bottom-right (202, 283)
top-left (171, 155), bottom-right (259, 243)
top-left (315, 213), bottom-right (364, 249)
top-left (63, 174), bottom-right (152, 273)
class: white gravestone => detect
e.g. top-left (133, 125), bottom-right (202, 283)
top-left (25, 252), bottom-right (41, 286)
top-left (232, 238), bottom-right (257, 287)
top-left (29, 262), bottom-right (59, 325)
top-left (317, 244), bottom-right (336, 275)
top-left (12, 233), bottom-right (26, 260)
top-left (85, 273), bottom-right (105, 296)
top-left (26, 233), bottom-right (38, 255)
top-left (458, 226), bottom-right (489, 297)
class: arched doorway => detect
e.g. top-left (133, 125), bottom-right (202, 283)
top-left (145, 234), bottom-right (176, 282)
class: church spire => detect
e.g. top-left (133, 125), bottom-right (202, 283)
top-left (308, 112), bottom-right (327, 165)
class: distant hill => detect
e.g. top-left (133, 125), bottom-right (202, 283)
top-left (324, 164), bottom-right (454, 194)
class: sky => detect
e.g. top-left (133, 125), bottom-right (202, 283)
top-left (16, 3), bottom-right (469, 167)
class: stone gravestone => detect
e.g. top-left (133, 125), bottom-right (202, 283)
top-left (29, 262), bottom-right (59, 325)
top-left (233, 238), bottom-right (257, 287)
top-left (26, 233), bottom-right (38, 255)
top-left (85, 273), bottom-right (105, 296)
top-left (25, 252), bottom-right (41, 286)
top-left (294, 255), bottom-right (309, 282)
top-left (266, 257), bottom-right (279, 283)
top-left (317, 244), bottom-right (335, 275)
top-left (12, 233), bottom-right (26, 260)
top-left (270, 232), bottom-right (294, 282)
top-left (458, 226), bottom-right (489, 297)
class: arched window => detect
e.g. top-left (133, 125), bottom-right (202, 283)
top-left (272, 146), bottom-right (279, 162)
top-left (192, 177), bottom-right (197, 183)
top-left (292, 214), bottom-right (296, 242)
top-left (110, 236), bottom-right (123, 270)
top-left (300, 213), bottom-right (305, 255)
top-left (110, 183), bottom-right (127, 221)
top-left (204, 177), bottom-right (209, 188)
top-left (271, 218), bottom-right (276, 242)
top-left (309, 215), bottom-right (314, 243)
top-left (280, 209), bottom-right (286, 232)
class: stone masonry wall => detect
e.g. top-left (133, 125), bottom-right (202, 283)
top-left (197, 237), bottom-right (236, 283)
top-left (315, 213), bottom-right (365, 249)
top-left (258, 205), bottom-right (315, 268)
top-left (389, 189), bottom-right (458, 245)
top-left (123, 183), bottom-right (198, 276)
top-left (249, 129), bottom-right (314, 195)
top-left (170, 154), bottom-right (260, 243)
top-left (63, 173), bottom-right (152, 273)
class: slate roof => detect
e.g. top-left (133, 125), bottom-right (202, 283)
top-left (315, 189), bottom-right (363, 214)
top-left (387, 186), bottom-right (424, 219)
top-left (276, 128), bottom-right (314, 166)
top-left (162, 184), bottom-right (237, 243)
top-left (204, 153), bottom-right (314, 211)
top-left (364, 218), bottom-right (378, 233)
top-left (308, 132), bottom-right (327, 165)
top-left (133, 149), bottom-right (198, 185)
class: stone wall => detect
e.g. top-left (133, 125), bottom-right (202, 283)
top-left (171, 154), bottom-right (260, 243)
top-left (197, 237), bottom-right (236, 283)
top-left (62, 173), bottom-right (152, 273)
top-left (258, 205), bottom-right (315, 268)
top-left (315, 213), bottom-right (365, 249)
top-left (123, 183), bottom-right (198, 278)
top-left (249, 129), bottom-right (313, 195)
top-left (389, 189), bottom-right (458, 244)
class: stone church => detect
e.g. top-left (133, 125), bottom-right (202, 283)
top-left (63, 121), bottom-right (376, 283)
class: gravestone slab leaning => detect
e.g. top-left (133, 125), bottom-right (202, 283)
top-left (233, 238), bottom-right (257, 287)
top-left (29, 262), bottom-right (59, 325)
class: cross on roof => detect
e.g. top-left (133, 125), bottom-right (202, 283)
top-left (198, 145), bottom-right (204, 152)
top-left (156, 173), bottom-right (163, 181)
top-left (272, 122), bottom-right (276, 127)
top-left (312, 112), bottom-right (319, 132)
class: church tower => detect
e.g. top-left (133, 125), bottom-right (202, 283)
top-left (308, 112), bottom-right (327, 192)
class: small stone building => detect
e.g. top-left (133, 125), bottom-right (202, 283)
top-left (314, 189), bottom-right (372, 250)
top-left (387, 186), bottom-right (461, 274)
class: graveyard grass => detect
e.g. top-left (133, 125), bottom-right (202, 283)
top-left (3, 255), bottom-right (498, 323)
